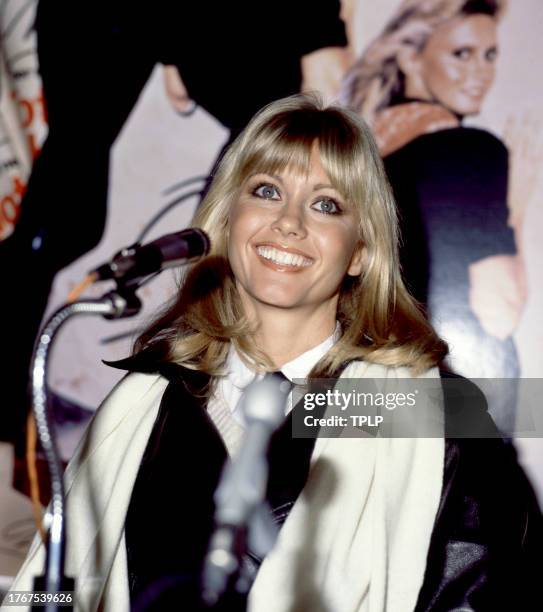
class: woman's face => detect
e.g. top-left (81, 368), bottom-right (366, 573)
top-left (227, 143), bottom-right (364, 320)
top-left (409, 14), bottom-right (498, 116)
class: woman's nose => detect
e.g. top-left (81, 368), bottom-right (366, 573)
top-left (270, 202), bottom-right (307, 238)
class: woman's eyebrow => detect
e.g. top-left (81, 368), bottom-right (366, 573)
top-left (313, 183), bottom-right (335, 191)
top-left (248, 172), bottom-right (284, 184)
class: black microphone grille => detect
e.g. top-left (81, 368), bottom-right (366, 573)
top-left (181, 227), bottom-right (211, 257)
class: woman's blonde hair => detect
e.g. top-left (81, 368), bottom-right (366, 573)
top-left (135, 93), bottom-right (447, 381)
top-left (343, 0), bottom-right (506, 117)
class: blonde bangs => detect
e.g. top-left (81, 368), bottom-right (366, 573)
top-left (236, 102), bottom-right (367, 210)
top-left (239, 136), bottom-right (314, 185)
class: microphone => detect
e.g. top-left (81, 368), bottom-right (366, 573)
top-left (202, 373), bottom-right (292, 605)
top-left (91, 228), bottom-right (210, 281)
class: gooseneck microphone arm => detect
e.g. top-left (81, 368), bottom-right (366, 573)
top-left (29, 228), bottom-right (210, 611)
top-left (30, 292), bottom-right (139, 611)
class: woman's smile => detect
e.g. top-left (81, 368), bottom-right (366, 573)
top-left (254, 243), bottom-right (314, 271)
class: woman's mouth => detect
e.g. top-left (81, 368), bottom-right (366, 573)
top-left (255, 245), bottom-right (314, 270)
top-left (462, 85), bottom-right (486, 99)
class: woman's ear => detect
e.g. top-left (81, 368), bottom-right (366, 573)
top-left (347, 245), bottom-right (366, 277)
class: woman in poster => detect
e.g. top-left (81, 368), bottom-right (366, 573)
top-left (343, 0), bottom-right (525, 432)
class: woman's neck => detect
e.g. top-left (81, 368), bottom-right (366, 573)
top-left (248, 305), bottom-right (338, 368)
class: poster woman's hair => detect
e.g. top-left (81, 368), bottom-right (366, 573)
top-left (135, 94), bottom-right (447, 384)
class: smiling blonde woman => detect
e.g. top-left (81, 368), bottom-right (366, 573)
top-left (342, 0), bottom-right (527, 434)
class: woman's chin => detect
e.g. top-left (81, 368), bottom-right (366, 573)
top-left (250, 293), bottom-right (307, 311)
top-left (442, 97), bottom-right (483, 118)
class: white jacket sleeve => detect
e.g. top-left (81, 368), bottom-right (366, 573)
top-left (1, 373), bottom-right (168, 612)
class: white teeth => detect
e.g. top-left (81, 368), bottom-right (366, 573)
top-left (256, 246), bottom-right (312, 267)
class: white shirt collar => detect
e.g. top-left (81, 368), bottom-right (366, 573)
top-left (215, 322), bottom-right (341, 426)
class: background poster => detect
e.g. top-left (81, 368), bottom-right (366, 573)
top-left (0, 0), bottom-right (46, 239)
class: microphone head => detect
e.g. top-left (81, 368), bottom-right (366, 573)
top-left (240, 373), bottom-right (292, 427)
top-left (175, 227), bottom-right (211, 259)
top-left (154, 227), bottom-right (210, 267)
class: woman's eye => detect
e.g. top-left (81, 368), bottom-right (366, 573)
top-left (486, 47), bottom-right (498, 62)
top-left (311, 198), bottom-right (341, 215)
top-left (452, 47), bottom-right (471, 61)
top-left (253, 183), bottom-right (280, 200)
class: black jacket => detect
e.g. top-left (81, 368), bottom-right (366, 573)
top-left (109, 354), bottom-right (542, 611)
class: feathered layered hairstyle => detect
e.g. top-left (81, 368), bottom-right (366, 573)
top-left (135, 94), bottom-right (447, 382)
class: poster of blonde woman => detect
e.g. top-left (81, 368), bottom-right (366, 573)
top-left (342, 0), bottom-right (543, 440)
